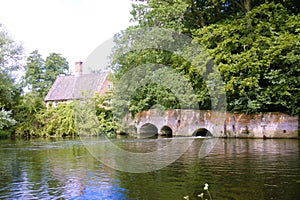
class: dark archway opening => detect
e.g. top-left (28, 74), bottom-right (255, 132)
top-left (192, 128), bottom-right (213, 137)
top-left (140, 123), bottom-right (158, 138)
top-left (160, 126), bottom-right (173, 137)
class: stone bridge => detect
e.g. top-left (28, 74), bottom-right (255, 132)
top-left (123, 109), bottom-right (298, 138)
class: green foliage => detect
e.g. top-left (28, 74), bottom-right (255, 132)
top-left (111, 1), bottom-right (299, 116)
top-left (131, 0), bottom-right (189, 32)
top-left (112, 61), bottom-right (201, 119)
top-left (24, 50), bottom-right (45, 96)
top-left (13, 92), bottom-right (119, 138)
top-left (193, 3), bottom-right (300, 114)
top-left (14, 93), bottom-right (45, 137)
top-left (0, 24), bottom-right (24, 73)
top-left (111, 27), bottom-right (214, 115)
top-left (15, 97), bottom-right (76, 138)
top-left (0, 23), bottom-right (23, 109)
top-left (37, 103), bottom-right (76, 137)
top-left (0, 107), bottom-right (16, 131)
top-left (63, 93), bottom-right (119, 137)
top-left (0, 72), bottom-right (20, 110)
top-left (131, 0), bottom-right (231, 33)
top-left (0, 23), bottom-right (24, 135)
top-left (131, 0), bottom-right (300, 34)
top-left (94, 93), bottom-right (119, 137)
top-left (44, 53), bottom-right (69, 94)
top-left (24, 51), bottom-right (69, 98)
top-left (73, 99), bottom-right (101, 136)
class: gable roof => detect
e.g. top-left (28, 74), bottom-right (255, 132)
top-left (44, 71), bottom-right (109, 102)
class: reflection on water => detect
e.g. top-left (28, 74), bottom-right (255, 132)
top-left (0, 138), bottom-right (299, 199)
top-left (0, 139), bottom-right (126, 199)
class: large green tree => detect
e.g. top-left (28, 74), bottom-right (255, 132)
top-left (0, 24), bottom-right (23, 109)
top-left (111, 27), bottom-right (210, 116)
top-left (0, 24), bottom-right (24, 73)
top-left (24, 50), bottom-right (45, 96)
top-left (131, 0), bottom-right (299, 35)
top-left (0, 23), bottom-right (23, 135)
top-left (193, 3), bottom-right (300, 114)
top-left (111, 1), bottom-right (299, 115)
top-left (44, 52), bottom-right (69, 94)
top-left (24, 51), bottom-right (69, 97)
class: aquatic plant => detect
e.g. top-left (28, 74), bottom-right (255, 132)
top-left (184, 183), bottom-right (213, 200)
top-left (199, 183), bottom-right (212, 200)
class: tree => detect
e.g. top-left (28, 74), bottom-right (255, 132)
top-left (0, 23), bottom-right (23, 109)
top-left (14, 92), bottom-right (45, 137)
top-left (0, 72), bottom-right (20, 109)
top-left (44, 53), bottom-right (69, 94)
top-left (24, 50), bottom-right (45, 96)
top-left (0, 23), bottom-right (23, 135)
top-left (111, 27), bottom-right (210, 117)
top-left (193, 3), bottom-right (300, 114)
top-left (111, 1), bottom-right (299, 116)
top-left (0, 24), bottom-right (24, 73)
top-left (24, 51), bottom-right (69, 97)
top-left (131, 0), bottom-right (299, 34)
top-left (131, 0), bottom-right (189, 33)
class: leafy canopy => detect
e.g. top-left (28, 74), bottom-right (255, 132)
top-left (24, 50), bottom-right (69, 97)
top-left (111, 1), bottom-right (300, 115)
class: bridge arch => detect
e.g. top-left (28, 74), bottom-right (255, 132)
top-left (139, 123), bottom-right (158, 138)
top-left (192, 128), bottom-right (213, 137)
top-left (160, 125), bottom-right (173, 137)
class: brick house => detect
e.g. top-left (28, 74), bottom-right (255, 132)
top-left (44, 61), bottom-right (112, 107)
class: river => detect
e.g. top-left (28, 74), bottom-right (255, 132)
top-left (0, 137), bottom-right (299, 199)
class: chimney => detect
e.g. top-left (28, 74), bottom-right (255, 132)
top-left (75, 61), bottom-right (83, 76)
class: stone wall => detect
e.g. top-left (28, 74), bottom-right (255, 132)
top-left (226, 112), bottom-right (299, 138)
top-left (126, 109), bottom-right (298, 138)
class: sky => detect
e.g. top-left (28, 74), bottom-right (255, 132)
top-left (0, 0), bottom-right (134, 72)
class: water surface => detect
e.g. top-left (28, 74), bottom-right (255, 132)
top-left (0, 138), bottom-right (299, 199)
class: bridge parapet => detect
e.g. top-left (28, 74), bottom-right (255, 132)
top-left (122, 109), bottom-right (298, 138)
top-left (128, 109), bottom-right (226, 137)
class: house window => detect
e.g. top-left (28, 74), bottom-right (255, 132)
top-left (108, 84), bottom-right (112, 89)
